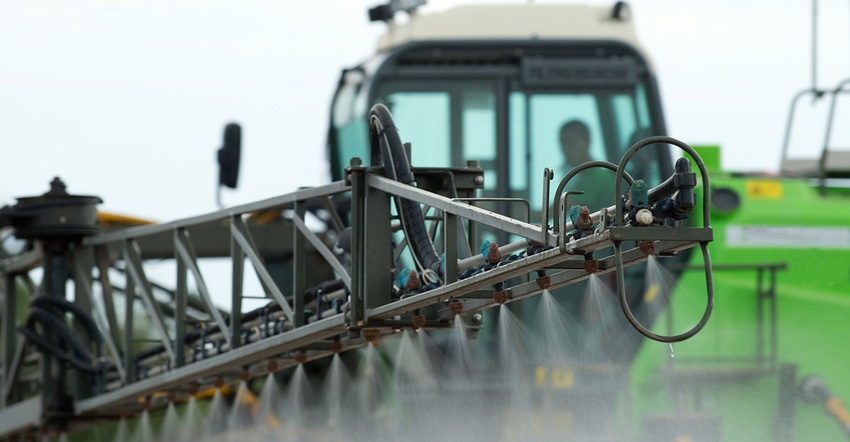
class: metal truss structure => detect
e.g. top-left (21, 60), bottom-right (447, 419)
top-left (0, 137), bottom-right (713, 440)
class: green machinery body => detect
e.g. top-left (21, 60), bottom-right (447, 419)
top-left (631, 145), bottom-right (850, 441)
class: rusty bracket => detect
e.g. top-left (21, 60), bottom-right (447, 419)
top-left (411, 314), bottom-right (426, 329)
top-left (639, 240), bottom-right (655, 255)
top-left (493, 290), bottom-right (509, 304)
top-left (535, 275), bottom-right (551, 290)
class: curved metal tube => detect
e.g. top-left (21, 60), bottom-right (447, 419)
top-left (551, 160), bottom-right (634, 233)
top-left (780, 87), bottom-right (824, 162)
top-left (613, 136), bottom-right (714, 343)
top-left (818, 78), bottom-right (850, 189)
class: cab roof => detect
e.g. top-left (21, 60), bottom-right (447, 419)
top-left (377, 3), bottom-right (645, 57)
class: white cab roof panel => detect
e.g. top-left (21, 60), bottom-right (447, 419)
top-left (378, 3), bottom-right (644, 55)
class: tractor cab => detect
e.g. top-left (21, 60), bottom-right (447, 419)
top-left (327, 2), bottom-right (681, 360)
top-left (329, 2), bottom-right (675, 216)
top-left (328, 2), bottom-right (684, 367)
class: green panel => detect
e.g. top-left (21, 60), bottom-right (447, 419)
top-left (691, 145), bottom-right (722, 176)
top-left (631, 165), bottom-right (850, 440)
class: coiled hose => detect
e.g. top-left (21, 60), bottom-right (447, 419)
top-left (17, 295), bottom-right (106, 391)
top-left (368, 104), bottom-right (443, 279)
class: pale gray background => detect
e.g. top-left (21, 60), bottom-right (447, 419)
top-left (2, 0), bottom-right (847, 222)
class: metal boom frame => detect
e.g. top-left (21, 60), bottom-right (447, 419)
top-left (0, 149), bottom-right (713, 440)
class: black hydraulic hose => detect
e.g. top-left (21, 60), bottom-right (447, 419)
top-left (643, 157), bottom-right (695, 209)
top-left (369, 103), bottom-right (443, 278)
top-left (304, 279), bottom-right (346, 304)
top-left (137, 280), bottom-right (350, 364)
top-left (21, 308), bottom-right (99, 373)
top-left (17, 294), bottom-right (108, 393)
top-left (31, 296), bottom-right (103, 358)
top-left (17, 325), bottom-right (98, 374)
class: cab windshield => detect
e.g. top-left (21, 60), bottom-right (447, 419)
top-left (328, 44), bottom-right (677, 360)
top-left (330, 53), bottom-right (669, 214)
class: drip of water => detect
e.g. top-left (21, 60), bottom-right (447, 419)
top-left (669, 343), bottom-right (675, 358)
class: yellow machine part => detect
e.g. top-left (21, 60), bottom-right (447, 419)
top-left (97, 211), bottom-right (155, 229)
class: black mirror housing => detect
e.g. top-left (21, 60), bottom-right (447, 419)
top-left (217, 123), bottom-right (241, 189)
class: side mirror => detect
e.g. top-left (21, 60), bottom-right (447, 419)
top-left (217, 123), bottom-right (242, 189)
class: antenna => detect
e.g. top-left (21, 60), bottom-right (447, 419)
top-left (812, 0), bottom-right (818, 91)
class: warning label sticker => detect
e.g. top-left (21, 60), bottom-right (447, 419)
top-left (745, 180), bottom-right (783, 199)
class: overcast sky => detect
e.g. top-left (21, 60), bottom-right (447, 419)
top-left (2, 0), bottom-right (849, 222)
